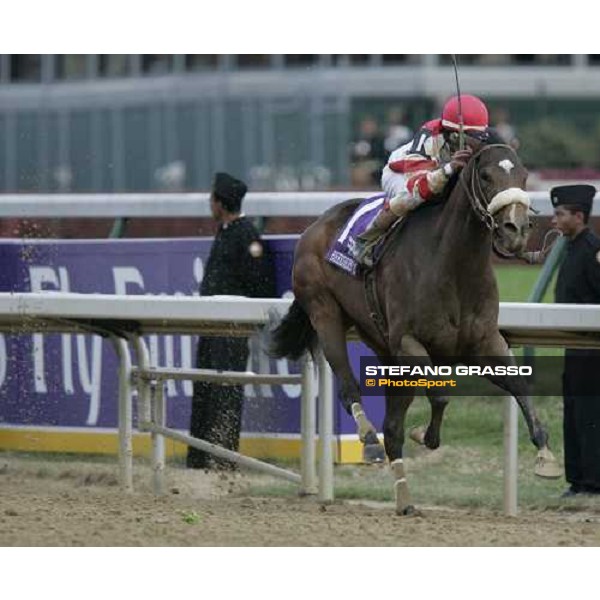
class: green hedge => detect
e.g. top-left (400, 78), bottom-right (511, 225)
top-left (518, 117), bottom-right (600, 169)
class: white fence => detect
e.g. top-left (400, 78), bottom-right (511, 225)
top-left (0, 293), bottom-right (334, 501)
top-left (1, 292), bottom-right (600, 515)
top-left (0, 191), bottom-right (599, 219)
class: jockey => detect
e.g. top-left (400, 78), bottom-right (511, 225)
top-left (353, 94), bottom-right (490, 267)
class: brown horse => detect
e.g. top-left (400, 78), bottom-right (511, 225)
top-left (270, 143), bottom-right (560, 515)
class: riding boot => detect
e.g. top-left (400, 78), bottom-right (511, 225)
top-left (353, 203), bottom-right (405, 267)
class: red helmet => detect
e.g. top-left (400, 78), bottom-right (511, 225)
top-left (441, 94), bottom-right (489, 132)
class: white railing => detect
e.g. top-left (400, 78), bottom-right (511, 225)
top-left (1, 292), bottom-right (600, 514)
top-left (0, 191), bottom-right (597, 219)
top-left (0, 293), bottom-right (332, 501)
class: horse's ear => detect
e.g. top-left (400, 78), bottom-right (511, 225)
top-left (466, 128), bottom-right (504, 150)
top-left (485, 128), bottom-right (507, 145)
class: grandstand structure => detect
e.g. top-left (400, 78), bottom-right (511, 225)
top-left (1, 54), bottom-right (600, 194)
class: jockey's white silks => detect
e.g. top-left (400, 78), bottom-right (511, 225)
top-left (487, 187), bottom-right (530, 216)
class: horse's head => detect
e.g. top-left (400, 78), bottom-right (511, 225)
top-left (461, 143), bottom-right (531, 257)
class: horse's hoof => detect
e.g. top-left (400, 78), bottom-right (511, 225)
top-left (396, 505), bottom-right (422, 517)
top-left (363, 443), bottom-right (386, 464)
top-left (535, 461), bottom-right (562, 479)
top-left (409, 426), bottom-right (427, 445)
top-left (535, 449), bottom-right (562, 479)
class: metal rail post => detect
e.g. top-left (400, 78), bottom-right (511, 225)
top-left (151, 379), bottom-right (166, 495)
top-left (504, 396), bottom-right (519, 516)
top-left (300, 354), bottom-right (317, 495)
top-left (317, 350), bottom-right (334, 503)
top-left (111, 336), bottom-right (134, 493)
top-left (132, 336), bottom-right (152, 425)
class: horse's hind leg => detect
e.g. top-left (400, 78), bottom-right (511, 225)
top-left (307, 294), bottom-right (385, 463)
top-left (475, 333), bottom-right (561, 479)
top-left (383, 391), bottom-right (419, 515)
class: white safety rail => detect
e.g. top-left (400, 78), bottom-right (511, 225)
top-left (499, 302), bottom-right (600, 347)
top-left (1, 292), bottom-right (600, 514)
top-left (0, 293), bottom-right (332, 501)
top-left (1, 191), bottom-right (599, 219)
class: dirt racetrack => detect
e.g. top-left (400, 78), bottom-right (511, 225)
top-left (1, 454), bottom-right (600, 546)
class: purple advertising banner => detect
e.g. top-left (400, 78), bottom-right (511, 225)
top-left (0, 237), bottom-right (385, 438)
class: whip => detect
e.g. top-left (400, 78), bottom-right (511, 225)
top-left (451, 54), bottom-right (465, 150)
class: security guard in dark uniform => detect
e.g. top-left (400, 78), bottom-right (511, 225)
top-left (551, 184), bottom-right (600, 496)
top-left (187, 172), bottom-right (276, 470)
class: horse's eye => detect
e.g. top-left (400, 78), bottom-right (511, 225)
top-left (481, 170), bottom-right (493, 183)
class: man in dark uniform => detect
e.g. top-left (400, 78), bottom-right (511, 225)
top-left (187, 172), bottom-right (276, 470)
top-left (551, 184), bottom-right (600, 497)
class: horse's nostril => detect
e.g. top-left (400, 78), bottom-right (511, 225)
top-left (502, 222), bottom-right (519, 234)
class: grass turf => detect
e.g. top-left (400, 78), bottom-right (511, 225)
top-left (495, 263), bottom-right (557, 303)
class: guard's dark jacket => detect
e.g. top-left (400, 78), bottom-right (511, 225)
top-left (187, 216), bottom-right (276, 470)
top-left (555, 227), bottom-right (600, 492)
top-left (555, 228), bottom-right (600, 304)
top-left (200, 217), bottom-right (276, 298)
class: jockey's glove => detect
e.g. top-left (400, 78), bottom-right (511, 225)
top-left (449, 147), bottom-right (474, 172)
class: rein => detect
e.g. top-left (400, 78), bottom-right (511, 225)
top-left (458, 144), bottom-right (516, 231)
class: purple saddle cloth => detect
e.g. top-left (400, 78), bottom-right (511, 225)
top-left (326, 194), bottom-right (386, 277)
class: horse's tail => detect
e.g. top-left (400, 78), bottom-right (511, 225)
top-left (268, 299), bottom-right (317, 361)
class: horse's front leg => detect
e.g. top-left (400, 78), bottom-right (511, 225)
top-left (382, 333), bottom-right (451, 516)
top-left (395, 335), bottom-right (450, 451)
top-left (474, 333), bottom-right (561, 479)
top-left (383, 389), bottom-right (418, 515)
top-left (308, 294), bottom-right (385, 463)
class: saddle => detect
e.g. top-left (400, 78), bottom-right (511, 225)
top-left (326, 195), bottom-right (444, 343)
top-left (326, 195), bottom-right (395, 278)
top-left (325, 196), bottom-right (404, 343)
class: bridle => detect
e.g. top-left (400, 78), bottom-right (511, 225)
top-left (458, 143), bottom-right (530, 258)
top-left (459, 144), bottom-right (514, 231)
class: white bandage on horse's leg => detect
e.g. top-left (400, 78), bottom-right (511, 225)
top-left (351, 402), bottom-right (374, 442)
top-left (391, 459), bottom-right (412, 512)
top-left (487, 188), bottom-right (530, 216)
top-left (351, 402), bottom-right (365, 420)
